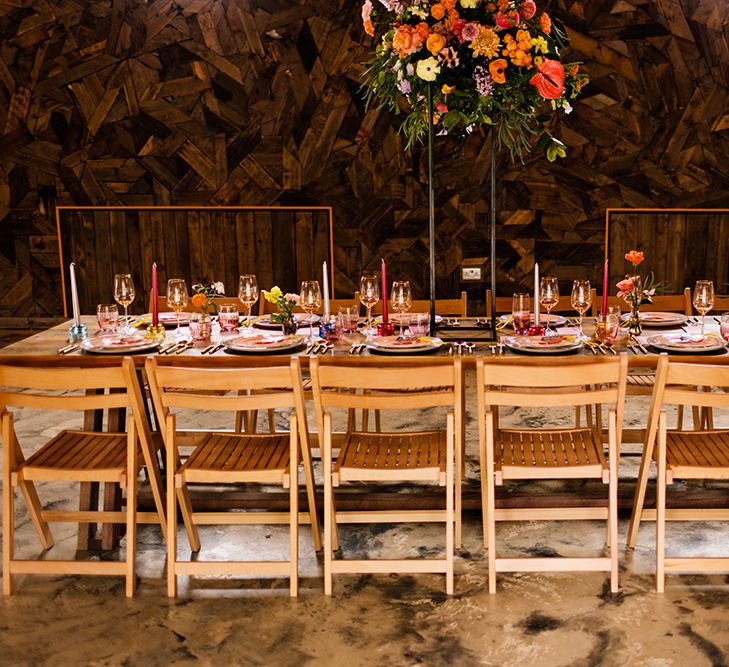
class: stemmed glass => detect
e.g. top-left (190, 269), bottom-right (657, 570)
top-left (300, 280), bottom-right (322, 343)
top-left (359, 274), bottom-right (380, 336)
top-left (238, 274), bottom-right (258, 336)
top-left (113, 273), bottom-right (136, 338)
top-left (390, 280), bottom-right (412, 338)
top-left (166, 278), bottom-right (189, 339)
top-left (539, 276), bottom-right (560, 334)
top-left (570, 279), bottom-right (592, 340)
top-left (693, 280), bottom-right (715, 337)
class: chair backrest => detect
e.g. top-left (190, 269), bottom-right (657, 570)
top-left (310, 358), bottom-right (462, 426)
top-left (477, 355), bottom-right (628, 445)
top-left (151, 295), bottom-right (242, 313)
top-left (486, 289), bottom-right (594, 316)
top-left (145, 356), bottom-right (307, 439)
top-left (597, 288), bottom-right (691, 316)
top-left (711, 294), bottom-right (729, 313)
top-left (258, 293), bottom-right (360, 316)
top-left (370, 292), bottom-right (468, 317)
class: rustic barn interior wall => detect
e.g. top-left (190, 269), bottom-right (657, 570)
top-left (0, 0), bottom-right (727, 317)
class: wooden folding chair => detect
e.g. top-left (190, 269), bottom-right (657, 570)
top-left (145, 356), bottom-right (319, 597)
top-left (486, 288), bottom-right (596, 316)
top-left (626, 356), bottom-right (729, 590)
top-left (311, 357), bottom-right (462, 595)
top-left (371, 291), bottom-right (468, 317)
top-left (0, 356), bottom-right (165, 597)
top-left (477, 355), bottom-right (628, 593)
top-left (258, 292), bottom-right (360, 315)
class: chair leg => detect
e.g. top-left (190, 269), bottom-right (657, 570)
top-left (626, 434), bottom-right (655, 549)
top-left (374, 410), bottom-right (381, 433)
top-left (323, 415), bottom-right (334, 596)
top-left (676, 405), bottom-right (684, 430)
top-left (446, 418), bottom-right (455, 596)
top-left (290, 434), bottom-right (299, 597)
top-left (656, 414), bottom-right (667, 593)
top-left (268, 408), bottom-right (276, 434)
top-left (608, 419), bottom-right (619, 593)
top-left (479, 421), bottom-right (489, 552)
top-left (177, 487), bottom-right (200, 553)
top-left (166, 444), bottom-right (178, 598)
top-left (2, 471), bottom-right (14, 596)
top-left (125, 428), bottom-right (138, 598)
top-left (485, 416), bottom-right (497, 594)
top-left (13, 430), bottom-right (53, 550)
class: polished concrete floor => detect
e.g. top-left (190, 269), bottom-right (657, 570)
top-left (2, 396), bottom-right (729, 666)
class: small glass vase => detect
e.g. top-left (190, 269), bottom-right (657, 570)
top-left (190, 312), bottom-right (212, 342)
top-left (626, 305), bottom-right (642, 336)
top-left (624, 275), bottom-right (642, 336)
top-left (281, 317), bottom-right (297, 336)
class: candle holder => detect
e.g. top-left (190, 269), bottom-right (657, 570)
top-left (377, 321), bottom-right (395, 337)
top-left (527, 325), bottom-right (547, 336)
top-left (146, 323), bottom-right (166, 339)
top-left (68, 323), bottom-right (88, 343)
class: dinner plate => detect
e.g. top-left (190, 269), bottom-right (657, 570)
top-left (387, 313), bottom-right (443, 324)
top-left (253, 313), bottom-right (320, 330)
top-left (498, 313), bottom-right (567, 326)
top-left (646, 333), bottom-right (726, 353)
top-left (81, 334), bottom-right (161, 354)
top-left (366, 336), bottom-right (443, 354)
top-left (621, 311), bottom-right (688, 327)
top-left (503, 334), bottom-right (583, 354)
top-left (153, 311), bottom-right (191, 327)
top-left (223, 334), bottom-right (305, 353)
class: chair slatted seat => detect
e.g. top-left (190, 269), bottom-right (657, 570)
top-left (663, 431), bottom-right (729, 479)
top-left (496, 429), bottom-right (607, 481)
top-left (334, 431), bottom-right (446, 484)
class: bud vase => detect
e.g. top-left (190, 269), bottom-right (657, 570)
top-left (281, 317), bottom-right (297, 336)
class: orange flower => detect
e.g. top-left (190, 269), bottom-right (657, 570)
top-left (540, 12), bottom-right (552, 34)
top-left (489, 58), bottom-right (507, 84)
top-left (616, 277), bottom-right (636, 297)
top-left (569, 64), bottom-right (580, 77)
top-left (430, 3), bottom-right (445, 20)
top-left (191, 293), bottom-right (207, 309)
top-left (442, 0), bottom-right (457, 9)
top-left (364, 19), bottom-right (374, 37)
top-left (625, 250), bottom-right (645, 266)
top-left (415, 22), bottom-right (430, 41)
top-left (393, 25), bottom-right (424, 56)
top-left (426, 33), bottom-right (446, 56)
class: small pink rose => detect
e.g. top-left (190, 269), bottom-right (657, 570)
top-left (519, 0), bottom-right (537, 20)
top-left (616, 277), bottom-right (635, 298)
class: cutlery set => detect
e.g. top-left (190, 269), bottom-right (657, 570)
top-left (159, 340), bottom-right (192, 355)
top-left (306, 342), bottom-right (333, 355)
top-left (200, 343), bottom-right (224, 355)
top-left (57, 342), bottom-right (79, 354)
top-left (348, 343), bottom-right (366, 355)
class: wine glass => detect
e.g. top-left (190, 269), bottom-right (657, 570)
top-left (300, 280), bottom-right (322, 343)
top-left (693, 280), bottom-right (715, 337)
top-left (166, 278), bottom-right (189, 339)
top-left (238, 275), bottom-right (258, 335)
top-left (359, 274), bottom-right (380, 336)
top-left (511, 293), bottom-right (530, 335)
top-left (113, 273), bottom-right (136, 337)
top-left (539, 276), bottom-right (560, 334)
top-left (570, 279), bottom-right (592, 340)
top-left (390, 280), bottom-right (412, 337)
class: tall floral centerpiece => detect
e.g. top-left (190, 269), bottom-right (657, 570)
top-left (616, 250), bottom-right (662, 336)
top-left (360, 0), bottom-right (589, 331)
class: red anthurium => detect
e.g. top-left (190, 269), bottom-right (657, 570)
top-left (529, 59), bottom-right (565, 99)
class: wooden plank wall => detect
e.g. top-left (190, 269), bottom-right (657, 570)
top-left (58, 207), bottom-right (331, 314)
top-left (607, 210), bottom-right (729, 295)
top-left (0, 0), bottom-right (728, 317)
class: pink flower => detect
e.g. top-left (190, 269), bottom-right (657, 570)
top-left (616, 278), bottom-right (636, 298)
top-left (461, 22), bottom-right (480, 42)
top-left (495, 10), bottom-right (520, 29)
top-left (436, 102), bottom-right (448, 113)
top-left (284, 293), bottom-right (300, 303)
top-left (519, 0), bottom-right (537, 20)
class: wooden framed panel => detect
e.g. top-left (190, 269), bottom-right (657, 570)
top-left (605, 208), bottom-right (729, 295)
top-left (56, 206), bottom-right (334, 316)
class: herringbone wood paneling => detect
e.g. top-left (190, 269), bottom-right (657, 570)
top-left (0, 0), bottom-right (727, 316)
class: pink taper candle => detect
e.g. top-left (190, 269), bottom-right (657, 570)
top-left (601, 259), bottom-right (609, 316)
top-left (151, 262), bottom-right (158, 326)
top-left (534, 262), bottom-right (540, 328)
top-left (381, 258), bottom-right (388, 323)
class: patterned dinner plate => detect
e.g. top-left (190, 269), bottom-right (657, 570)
top-left (621, 311), bottom-right (688, 327)
top-left (155, 311), bottom-right (191, 327)
top-left (366, 335), bottom-right (443, 354)
top-left (498, 313), bottom-right (567, 326)
top-left (503, 334), bottom-right (583, 354)
top-left (646, 333), bottom-right (726, 353)
top-left (81, 334), bottom-right (161, 354)
top-left (253, 313), bottom-right (320, 329)
top-left (223, 334), bottom-right (305, 353)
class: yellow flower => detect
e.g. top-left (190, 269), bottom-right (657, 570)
top-left (531, 36), bottom-right (548, 54)
top-left (441, 84), bottom-right (456, 95)
top-left (469, 26), bottom-right (500, 59)
top-left (534, 55), bottom-right (544, 66)
top-left (263, 286), bottom-right (283, 304)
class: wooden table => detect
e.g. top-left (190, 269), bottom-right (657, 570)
top-left (3, 315), bottom-right (728, 547)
